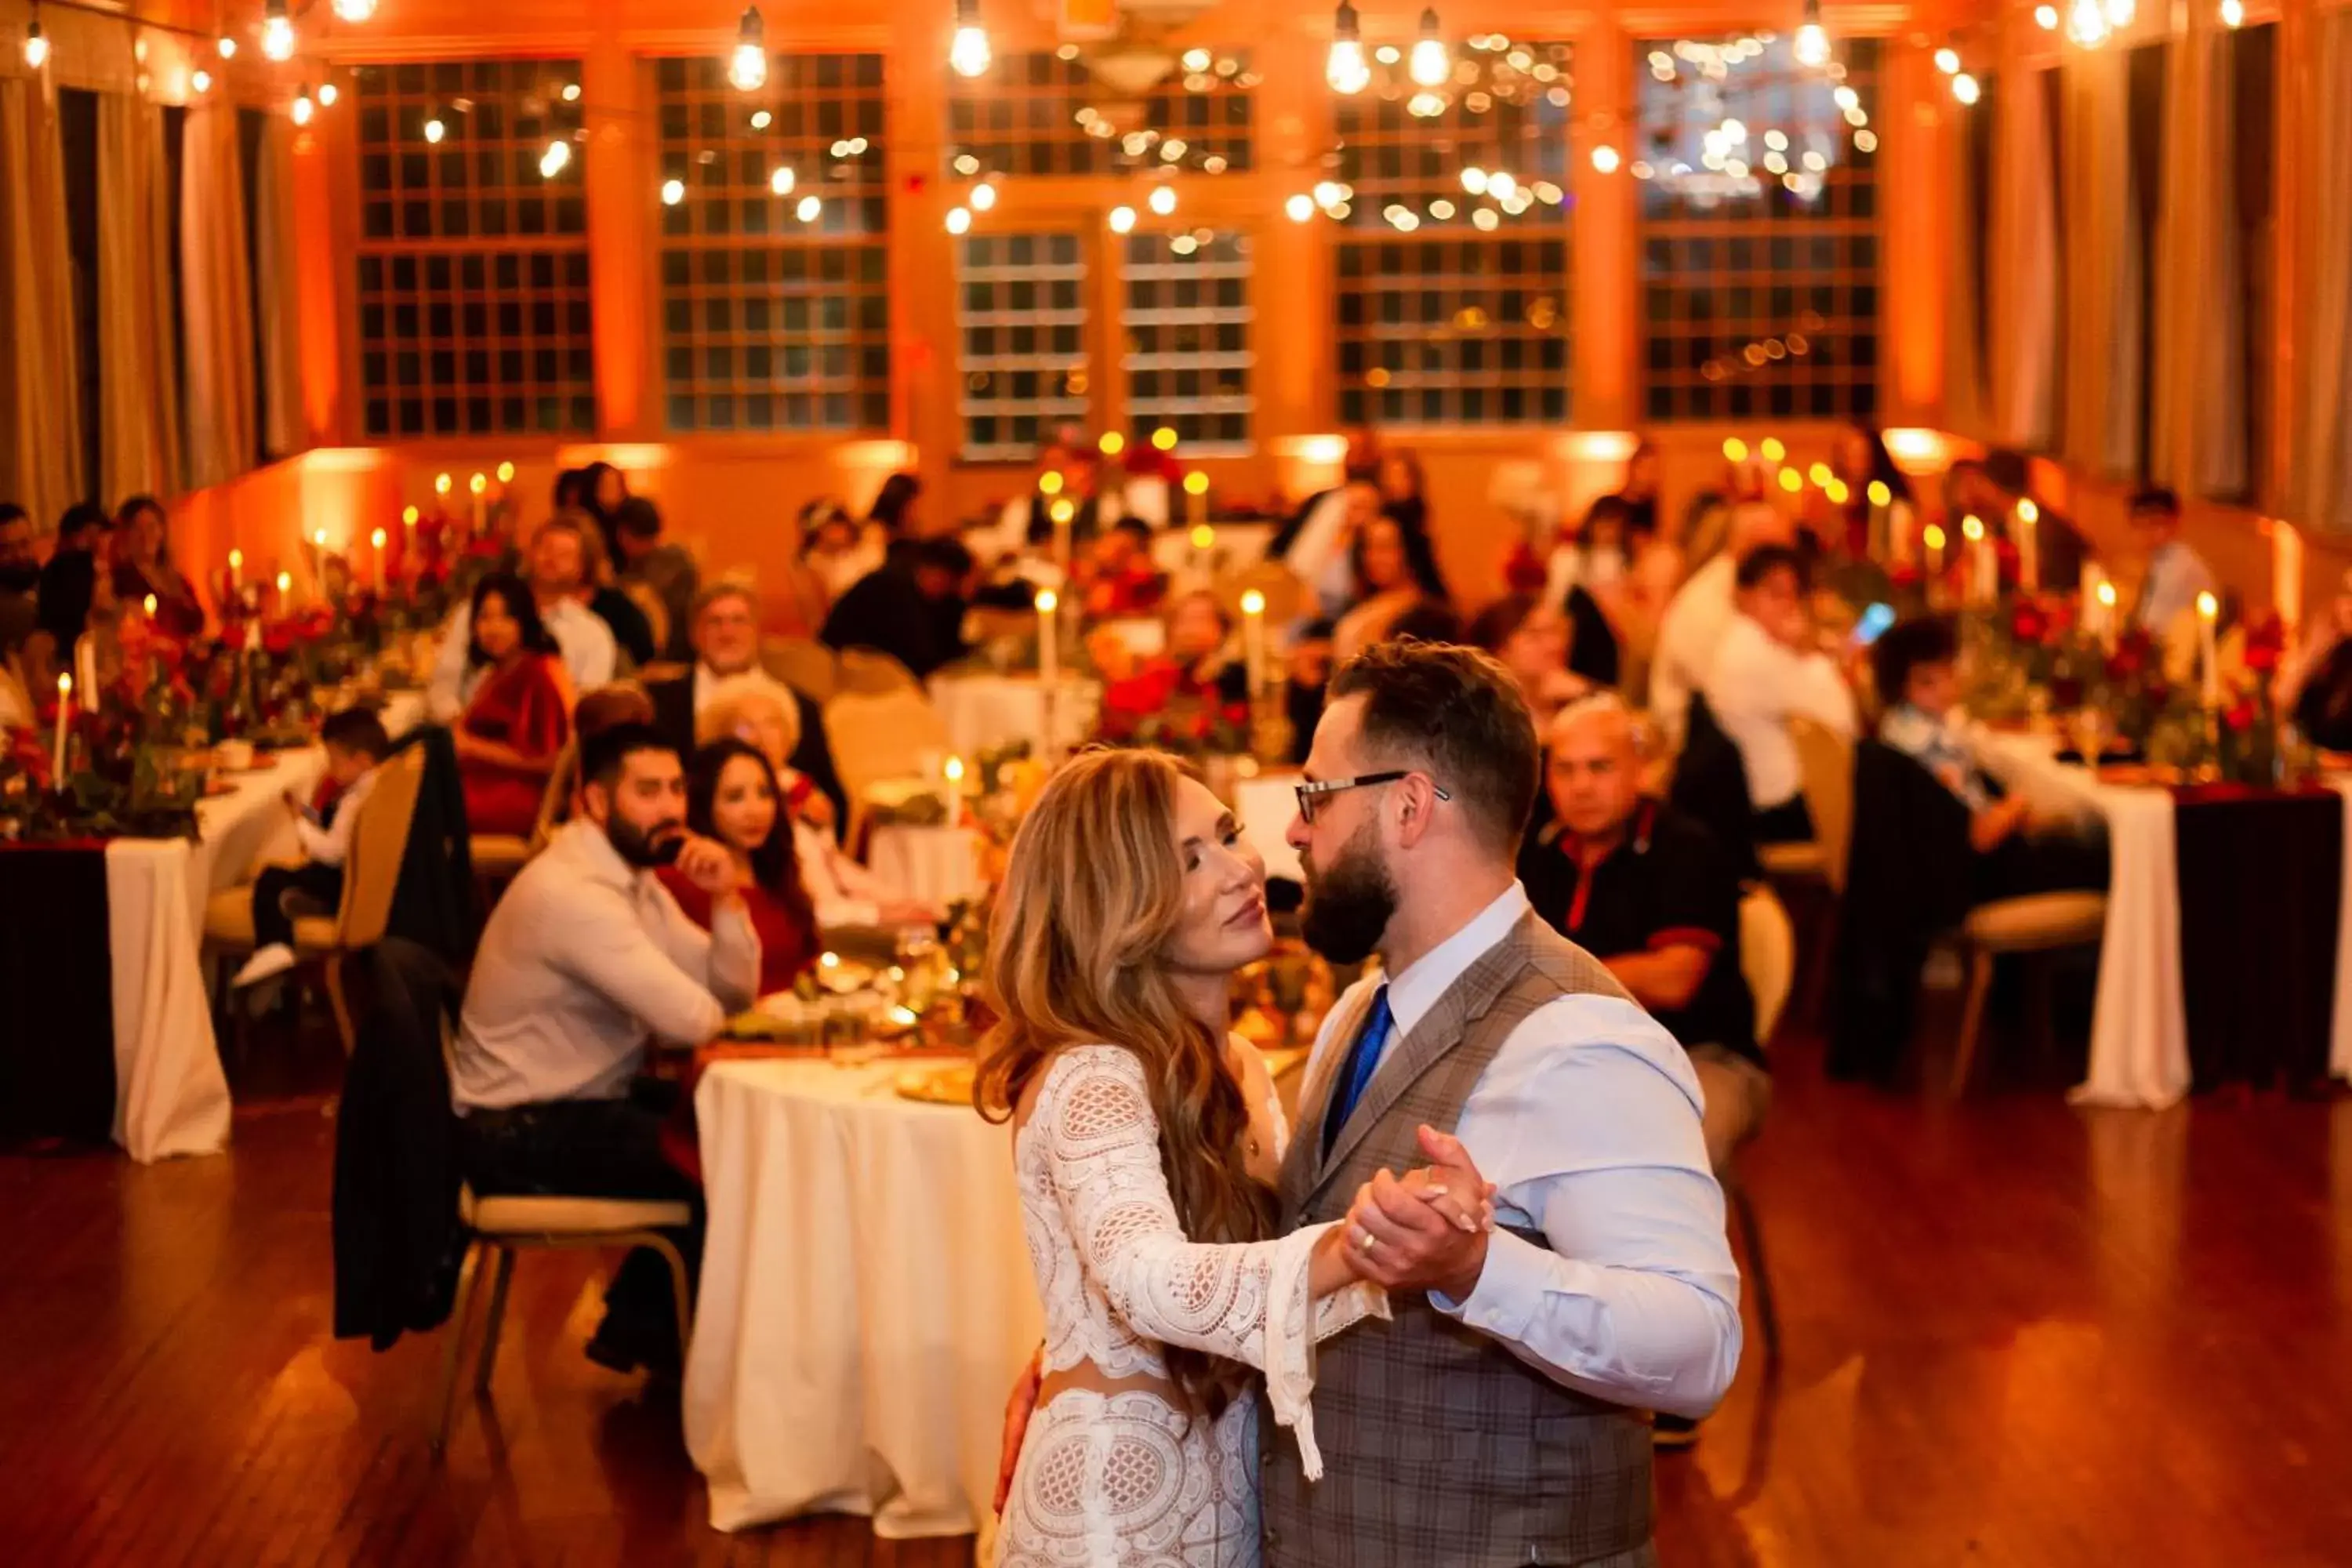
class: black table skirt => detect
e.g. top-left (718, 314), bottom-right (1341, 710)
top-left (2174, 787), bottom-right (2343, 1094)
top-left (0, 844), bottom-right (118, 1145)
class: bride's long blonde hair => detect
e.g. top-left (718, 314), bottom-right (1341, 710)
top-left (974, 749), bottom-right (1276, 1417)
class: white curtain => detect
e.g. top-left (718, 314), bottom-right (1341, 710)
top-left (2150, 26), bottom-right (2249, 503)
top-left (253, 115), bottom-right (303, 461)
top-left (1942, 90), bottom-right (1989, 442)
top-left (0, 75), bottom-right (85, 524)
top-left (98, 93), bottom-right (184, 503)
top-left (1989, 68), bottom-right (2060, 452)
top-left (2296, 12), bottom-right (2352, 535)
top-left (2060, 53), bottom-right (2142, 477)
top-left (180, 101), bottom-right (255, 492)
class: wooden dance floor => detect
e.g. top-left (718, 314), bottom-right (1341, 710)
top-left (5, 1019), bottom-right (2351, 1568)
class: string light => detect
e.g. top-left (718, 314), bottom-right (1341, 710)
top-left (261, 0), bottom-right (294, 61)
top-left (1152, 427), bottom-right (1179, 452)
top-left (292, 85), bottom-right (314, 125)
top-left (2035, 4), bottom-right (2060, 27)
top-left (1286, 194), bottom-right (1315, 222)
top-left (946, 205), bottom-right (971, 234)
top-left (969, 180), bottom-right (996, 211)
top-left (1183, 471), bottom-right (1211, 497)
top-left (1591, 144), bottom-right (1620, 173)
top-left (539, 139), bottom-right (572, 178)
top-left (728, 5), bottom-right (768, 93)
top-left (1777, 468), bottom-right (1804, 495)
top-left (1952, 73), bottom-right (1980, 105)
top-left (1760, 437), bottom-right (1787, 463)
top-left (768, 165), bottom-right (795, 195)
top-left (423, 105), bottom-right (447, 143)
top-left (949, 0), bottom-right (991, 79)
top-left (332, 0), bottom-right (377, 20)
top-left (2068, 0), bottom-right (2111, 45)
top-left (2220, 0), bottom-right (2244, 24)
top-left (1934, 47), bottom-right (1961, 74)
top-left (217, 33), bottom-right (237, 59)
top-left (1099, 432), bottom-right (1126, 456)
top-left (1148, 184), bottom-right (1178, 216)
top-left (1327, 0), bottom-right (1369, 94)
top-left (1108, 205), bottom-right (1136, 234)
top-left (192, 68), bottom-right (212, 93)
top-left (750, 108), bottom-right (771, 129)
top-left (1794, 0), bottom-right (1831, 67)
top-left (661, 179), bottom-right (685, 205)
top-left (796, 194), bottom-right (822, 222)
top-left (1408, 7), bottom-right (1449, 89)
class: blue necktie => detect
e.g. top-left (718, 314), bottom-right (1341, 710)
top-left (1322, 985), bottom-right (1394, 1160)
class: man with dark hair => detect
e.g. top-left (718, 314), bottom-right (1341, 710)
top-left (1650, 499), bottom-right (1798, 748)
top-left (1265, 639), bottom-right (1738, 1563)
top-left (2128, 485), bottom-right (2217, 633)
top-left (0, 503), bottom-right (38, 658)
top-left (231, 708), bottom-right (395, 989)
top-left (36, 501), bottom-right (111, 652)
top-left (1701, 543), bottom-right (1857, 844)
top-left (614, 495), bottom-right (699, 662)
top-left (450, 720), bottom-right (759, 1374)
top-left (818, 535), bottom-right (976, 679)
top-left (428, 516), bottom-right (618, 720)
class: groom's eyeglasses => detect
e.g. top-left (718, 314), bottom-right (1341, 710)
top-left (1294, 772), bottom-right (1451, 826)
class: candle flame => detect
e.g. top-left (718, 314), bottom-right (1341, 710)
top-left (371, 528), bottom-right (387, 548)
top-left (1098, 433), bottom-right (1125, 456)
top-left (1240, 589), bottom-right (1266, 616)
top-left (228, 548), bottom-right (243, 568)
top-left (1722, 437), bottom-right (1748, 463)
top-left (469, 473), bottom-right (488, 495)
top-left (1189, 524), bottom-right (1215, 550)
top-left (1923, 524), bottom-right (1948, 551)
top-left (313, 529), bottom-right (328, 547)
top-left (1759, 437), bottom-right (1786, 463)
top-left (496, 461), bottom-right (516, 483)
top-left (57, 672), bottom-right (71, 693)
top-left (1038, 471), bottom-right (1065, 497)
top-left (2196, 590), bottom-right (2219, 620)
top-left (1960, 514), bottom-right (1985, 543)
top-left (434, 473), bottom-right (453, 495)
top-left (1152, 427), bottom-right (1179, 452)
top-left (1867, 481), bottom-right (1891, 507)
top-left (402, 505), bottom-right (419, 525)
top-left (276, 571), bottom-right (293, 592)
top-left (2096, 580), bottom-right (2118, 608)
top-left (144, 593), bottom-right (158, 616)
top-left (1036, 590), bottom-right (1058, 614)
top-left (2016, 499), bottom-right (2040, 525)
top-left (1182, 470), bottom-right (1210, 496)
top-left (945, 756), bottom-right (966, 782)
top-left (1048, 498), bottom-right (1076, 524)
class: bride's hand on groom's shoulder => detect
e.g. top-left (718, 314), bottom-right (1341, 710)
top-left (1340, 1125), bottom-right (1496, 1300)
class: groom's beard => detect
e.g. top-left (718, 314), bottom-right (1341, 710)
top-left (1298, 821), bottom-right (1397, 967)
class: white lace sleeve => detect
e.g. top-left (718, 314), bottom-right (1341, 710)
top-left (1034, 1046), bottom-right (1381, 1479)
top-left (1246, 1044), bottom-right (1388, 1348)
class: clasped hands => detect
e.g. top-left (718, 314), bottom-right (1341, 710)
top-left (1334, 1123), bottom-right (1497, 1304)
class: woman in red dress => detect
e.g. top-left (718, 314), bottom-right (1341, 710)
top-left (453, 572), bottom-right (572, 837)
top-left (662, 738), bottom-right (818, 996)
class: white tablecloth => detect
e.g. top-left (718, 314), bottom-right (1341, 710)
top-left (107, 688), bottom-right (427, 1162)
top-left (928, 673), bottom-right (1102, 757)
top-left (684, 1058), bottom-right (1041, 1537)
top-left (1983, 734), bottom-right (2352, 1108)
top-left (869, 824), bottom-right (982, 908)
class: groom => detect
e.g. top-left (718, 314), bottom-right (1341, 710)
top-left (1269, 640), bottom-right (1739, 1568)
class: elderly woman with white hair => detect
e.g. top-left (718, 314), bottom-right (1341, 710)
top-left (697, 685), bottom-right (941, 931)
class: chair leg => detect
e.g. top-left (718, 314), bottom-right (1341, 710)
top-left (1950, 948), bottom-right (1997, 1097)
top-left (643, 1232), bottom-right (695, 1372)
top-left (1727, 1177), bottom-right (1781, 1367)
top-left (473, 1246), bottom-right (518, 1396)
top-left (430, 1240), bottom-right (483, 1457)
top-left (323, 953), bottom-right (357, 1057)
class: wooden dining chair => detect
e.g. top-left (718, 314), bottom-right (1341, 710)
top-left (761, 636), bottom-right (840, 704)
top-left (1726, 882), bottom-right (1795, 1365)
top-left (822, 686), bottom-right (953, 844)
top-left (834, 646), bottom-right (920, 697)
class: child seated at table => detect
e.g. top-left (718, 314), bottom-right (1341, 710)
top-left (231, 708), bottom-right (391, 989)
top-left (1873, 615), bottom-right (2107, 903)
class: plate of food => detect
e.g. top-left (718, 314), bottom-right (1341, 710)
top-left (895, 1060), bottom-right (975, 1105)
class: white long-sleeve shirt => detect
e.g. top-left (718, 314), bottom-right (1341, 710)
top-left (292, 765), bottom-right (378, 869)
top-left (1700, 611), bottom-right (1857, 812)
top-left (451, 819), bottom-right (760, 1110)
top-left (1305, 884), bottom-right (1743, 1420)
top-left (426, 596), bottom-right (616, 722)
top-left (1647, 553), bottom-right (1739, 750)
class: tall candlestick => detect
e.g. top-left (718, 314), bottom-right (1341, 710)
top-left (1036, 589), bottom-right (1059, 687)
top-left (1183, 470), bottom-right (1210, 531)
top-left (1889, 500), bottom-right (1916, 569)
top-left (469, 472), bottom-right (488, 535)
top-left (1960, 515), bottom-right (1993, 605)
top-left (2095, 579), bottom-right (2120, 652)
top-left (2197, 591), bottom-right (2220, 710)
top-left (401, 506), bottom-right (419, 580)
top-left (143, 593), bottom-right (158, 621)
top-left (228, 547), bottom-right (244, 590)
top-left (943, 754), bottom-right (965, 826)
top-left (52, 673), bottom-right (70, 782)
top-left (1923, 522), bottom-right (1947, 583)
top-left (371, 528), bottom-right (389, 595)
top-left (2015, 499), bottom-right (2041, 593)
top-left (74, 635), bottom-right (97, 712)
top-left (1240, 588), bottom-right (1268, 693)
top-left (1189, 522), bottom-right (1215, 577)
top-left (1049, 498), bottom-right (1074, 572)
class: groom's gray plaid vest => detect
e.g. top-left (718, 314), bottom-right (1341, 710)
top-left (1258, 913), bottom-right (1660, 1568)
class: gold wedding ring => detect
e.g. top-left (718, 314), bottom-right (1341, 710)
top-left (1356, 1228), bottom-right (1378, 1252)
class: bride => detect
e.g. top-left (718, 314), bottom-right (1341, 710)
top-left (976, 749), bottom-right (1482, 1565)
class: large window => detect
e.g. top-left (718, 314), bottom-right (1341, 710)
top-left (1635, 34), bottom-right (1883, 421)
top-left (1122, 232), bottom-right (1254, 452)
top-left (946, 51), bottom-right (1256, 179)
top-left (354, 60), bottom-right (593, 437)
top-left (1333, 40), bottom-right (1573, 427)
top-left (956, 233), bottom-right (1089, 462)
top-left (655, 53), bottom-right (890, 434)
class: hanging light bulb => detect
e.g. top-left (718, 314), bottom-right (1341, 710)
top-left (292, 85), bottom-right (315, 125)
top-left (23, 19), bottom-right (47, 69)
top-left (946, 206), bottom-right (971, 234)
top-left (317, 82), bottom-right (338, 107)
top-left (262, 0), bottom-right (295, 62)
top-left (1934, 47), bottom-right (1961, 74)
top-left (539, 138), bottom-right (571, 178)
top-left (1327, 0), bottom-right (1369, 94)
top-left (1793, 0), bottom-right (1831, 67)
top-left (332, 0), bottom-right (377, 20)
top-left (1409, 8), bottom-right (1449, 89)
top-left (423, 104), bottom-right (447, 143)
top-left (728, 5), bottom-right (768, 93)
top-left (1149, 184), bottom-right (1178, 216)
top-left (768, 165), bottom-right (795, 196)
top-left (1286, 193), bottom-right (1315, 222)
top-left (1108, 205), bottom-right (1137, 234)
top-left (2034, 3), bottom-right (2060, 25)
top-left (217, 32), bottom-right (237, 59)
top-left (661, 178), bottom-right (685, 205)
top-left (1951, 72), bottom-right (1980, 104)
top-left (2219, 0), bottom-right (2244, 22)
top-left (949, 0), bottom-right (991, 79)
top-left (192, 68), bottom-right (212, 93)
top-left (969, 180), bottom-right (996, 211)
top-left (796, 194), bottom-right (822, 222)
top-left (2103, 0), bottom-right (2136, 26)
top-left (2067, 0), bottom-right (2111, 45)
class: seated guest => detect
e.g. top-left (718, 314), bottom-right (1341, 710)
top-left (2127, 486), bottom-right (2217, 634)
top-left (1874, 616), bottom-right (2107, 902)
top-left (1614, 437), bottom-right (1663, 543)
top-left (1520, 694), bottom-right (1765, 1174)
top-left (231, 709), bottom-right (390, 989)
top-left (1466, 593), bottom-right (1588, 733)
top-left (615, 497), bottom-right (699, 664)
top-left (1832, 423), bottom-right (1912, 560)
top-left (1376, 448), bottom-right (1431, 545)
top-left (867, 470), bottom-right (923, 539)
top-left (37, 502), bottom-right (113, 653)
top-left (575, 459), bottom-right (630, 563)
top-left (649, 582), bottom-right (845, 830)
top-left (452, 572), bottom-right (573, 837)
top-left (1700, 544), bottom-right (1857, 844)
top-left (0, 503), bottom-right (39, 657)
top-left (1266, 424), bottom-right (1382, 560)
top-left (1332, 513), bottom-right (1448, 662)
top-left (1098, 588), bottom-right (1249, 740)
top-left (775, 498), bottom-right (865, 637)
top-left (575, 514), bottom-right (657, 669)
top-left (429, 516), bottom-right (617, 720)
top-left (1283, 476), bottom-right (1381, 624)
top-left (1651, 501), bottom-right (1797, 750)
top-left (451, 722), bottom-right (759, 1374)
top-left (1543, 493), bottom-right (1635, 688)
top-left (700, 686), bottom-right (939, 927)
top-left (819, 536), bottom-right (975, 681)
top-left (2279, 568), bottom-right (2352, 752)
top-left (546, 682), bottom-right (659, 833)
top-left (1073, 518), bottom-right (1167, 619)
top-left (661, 739), bottom-right (819, 996)
top-left (111, 495), bottom-right (206, 639)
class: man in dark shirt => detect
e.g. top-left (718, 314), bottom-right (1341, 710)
top-left (1519, 694), bottom-right (1767, 1174)
top-left (819, 535), bottom-right (975, 681)
top-left (36, 501), bottom-right (111, 653)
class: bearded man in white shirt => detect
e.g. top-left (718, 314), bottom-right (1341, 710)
top-left (451, 720), bottom-right (760, 1376)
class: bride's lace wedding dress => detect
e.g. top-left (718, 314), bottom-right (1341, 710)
top-left (995, 1044), bottom-right (1386, 1566)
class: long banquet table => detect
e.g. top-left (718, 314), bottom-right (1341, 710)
top-left (683, 1054), bottom-right (1040, 1540)
top-left (1981, 731), bottom-right (2352, 1108)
